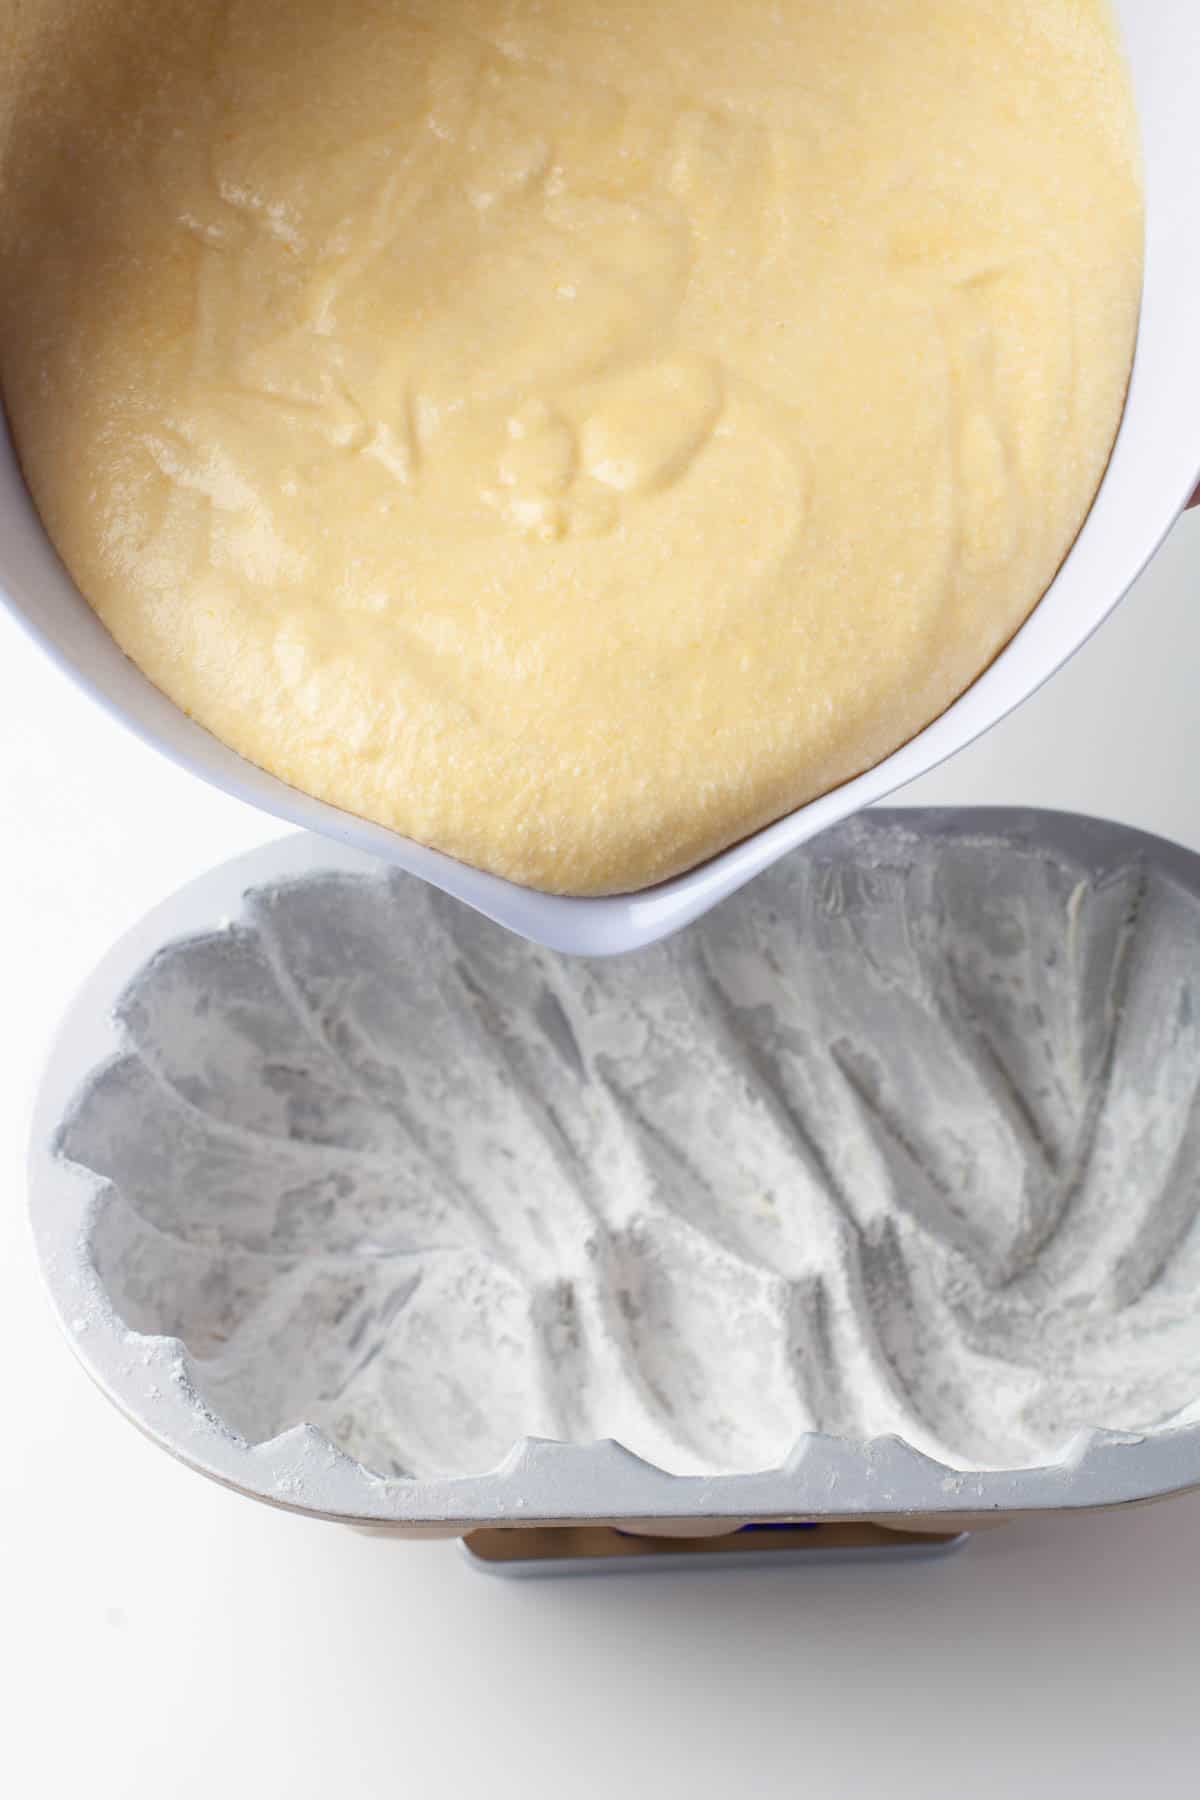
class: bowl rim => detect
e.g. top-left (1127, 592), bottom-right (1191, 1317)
top-left (2, 0), bottom-right (1199, 956)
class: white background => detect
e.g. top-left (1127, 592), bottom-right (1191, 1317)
top-left (2, 510), bottom-right (1199, 1797)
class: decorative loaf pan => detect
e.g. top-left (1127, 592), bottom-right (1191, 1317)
top-left (29, 811), bottom-right (1200, 1535)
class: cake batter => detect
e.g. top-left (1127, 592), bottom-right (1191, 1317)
top-left (0, 0), bottom-right (1143, 892)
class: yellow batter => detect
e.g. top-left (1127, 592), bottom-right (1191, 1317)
top-left (0, 0), bottom-right (1142, 893)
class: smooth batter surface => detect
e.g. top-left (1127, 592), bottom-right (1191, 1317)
top-left (0, 0), bottom-right (1142, 893)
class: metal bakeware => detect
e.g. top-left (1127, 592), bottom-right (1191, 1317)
top-left (29, 810), bottom-right (1200, 1542)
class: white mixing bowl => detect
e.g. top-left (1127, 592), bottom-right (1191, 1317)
top-left (2, 0), bottom-right (1199, 956)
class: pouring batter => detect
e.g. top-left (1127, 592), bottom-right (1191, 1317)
top-left (0, 0), bottom-right (1142, 892)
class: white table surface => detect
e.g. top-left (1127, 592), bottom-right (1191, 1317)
top-left (3, 511), bottom-right (1200, 1798)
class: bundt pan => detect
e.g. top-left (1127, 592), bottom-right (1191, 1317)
top-left (29, 811), bottom-right (1200, 1536)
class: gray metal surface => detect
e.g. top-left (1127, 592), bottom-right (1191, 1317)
top-left (28, 811), bottom-right (1200, 1531)
top-left (458, 1523), bottom-right (972, 1578)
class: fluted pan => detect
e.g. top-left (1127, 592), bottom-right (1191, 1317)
top-left (29, 812), bottom-right (1200, 1528)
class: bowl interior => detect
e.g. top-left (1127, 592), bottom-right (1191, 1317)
top-left (3, 0), bottom-right (1200, 955)
top-left (46, 814), bottom-right (1200, 1492)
